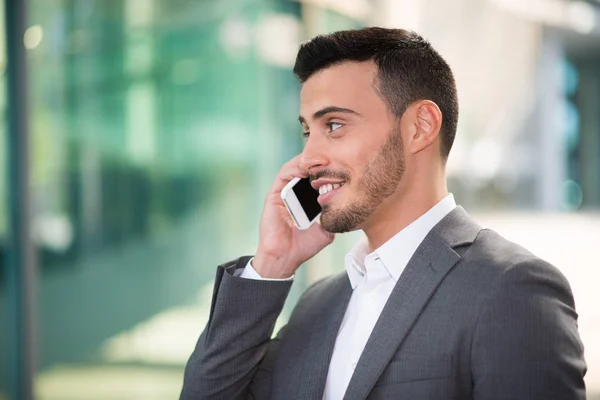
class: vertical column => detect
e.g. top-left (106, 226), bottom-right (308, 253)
top-left (4, 0), bottom-right (36, 399)
top-left (578, 64), bottom-right (600, 208)
top-left (536, 34), bottom-right (567, 210)
top-left (125, 0), bottom-right (156, 166)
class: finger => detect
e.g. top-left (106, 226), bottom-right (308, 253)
top-left (268, 155), bottom-right (309, 194)
top-left (302, 220), bottom-right (335, 242)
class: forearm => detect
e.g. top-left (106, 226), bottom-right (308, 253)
top-left (180, 257), bottom-right (293, 400)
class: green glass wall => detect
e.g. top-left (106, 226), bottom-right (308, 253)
top-left (12, 0), bottom-right (303, 398)
top-left (32, 0), bottom-right (301, 397)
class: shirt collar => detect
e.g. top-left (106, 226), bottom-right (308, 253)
top-left (345, 237), bottom-right (370, 289)
top-left (345, 194), bottom-right (457, 289)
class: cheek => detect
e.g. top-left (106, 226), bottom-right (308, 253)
top-left (345, 139), bottom-right (383, 174)
top-left (334, 148), bottom-right (376, 195)
top-left (329, 125), bottom-right (390, 178)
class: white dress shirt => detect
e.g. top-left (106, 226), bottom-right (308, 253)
top-left (323, 194), bottom-right (456, 399)
top-left (239, 194), bottom-right (456, 399)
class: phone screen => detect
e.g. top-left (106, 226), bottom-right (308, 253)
top-left (292, 177), bottom-right (322, 221)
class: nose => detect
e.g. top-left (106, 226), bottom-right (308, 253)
top-left (299, 136), bottom-right (329, 174)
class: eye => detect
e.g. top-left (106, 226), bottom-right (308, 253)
top-left (327, 122), bottom-right (343, 132)
top-left (302, 131), bottom-right (310, 139)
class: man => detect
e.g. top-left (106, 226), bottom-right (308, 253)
top-left (180, 27), bottom-right (586, 399)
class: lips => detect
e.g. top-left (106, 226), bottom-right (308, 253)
top-left (310, 178), bottom-right (346, 191)
top-left (317, 183), bottom-right (344, 205)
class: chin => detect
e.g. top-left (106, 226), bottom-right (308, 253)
top-left (320, 209), bottom-right (362, 234)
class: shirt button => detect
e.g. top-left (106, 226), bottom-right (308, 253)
top-left (352, 362), bottom-right (357, 369)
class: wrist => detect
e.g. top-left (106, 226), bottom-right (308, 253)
top-left (253, 252), bottom-right (298, 279)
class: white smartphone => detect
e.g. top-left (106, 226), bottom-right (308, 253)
top-left (280, 177), bottom-right (322, 230)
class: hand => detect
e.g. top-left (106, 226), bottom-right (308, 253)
top-left (253, 155), bottom-right (335, 279)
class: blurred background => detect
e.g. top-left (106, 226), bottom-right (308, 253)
top-left (0, 0), bottom-right (599, 399)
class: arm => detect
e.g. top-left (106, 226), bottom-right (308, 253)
top-left (180, 257), bottom-right (292, 400)
top-left (180, 155), bottom-right (335, 399)
top-left (471, 259), bottom-right (587, 399)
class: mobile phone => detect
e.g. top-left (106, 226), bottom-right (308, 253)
top-left (280, 177), bottom-right (322, 230)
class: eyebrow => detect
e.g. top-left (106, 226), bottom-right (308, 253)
top-left (298, 106), bottom-right (362, 124)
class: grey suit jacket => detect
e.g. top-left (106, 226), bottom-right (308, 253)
top-left (180, 207), bottom-right (587, 399)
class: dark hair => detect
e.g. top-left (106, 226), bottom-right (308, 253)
top-left (293, 27), bottom-right (458, 161)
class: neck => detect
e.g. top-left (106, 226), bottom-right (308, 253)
top-left (362, 170), bottom-right (448, 252)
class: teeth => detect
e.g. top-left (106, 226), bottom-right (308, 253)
top-left (319, 182), bottom-right (344, 195)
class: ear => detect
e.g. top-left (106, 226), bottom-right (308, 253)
top-left (404, 100), bottom-right (442, 155)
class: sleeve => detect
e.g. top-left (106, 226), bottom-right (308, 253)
top-left (471, 259), bottom-right (587, 400)
top-left (180, 256), bottom-right (293, 400)
top-left (237, 258), bottom-right (294, 281)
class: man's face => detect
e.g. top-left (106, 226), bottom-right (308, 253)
top-left (299, 61), bottom-right (406, 233)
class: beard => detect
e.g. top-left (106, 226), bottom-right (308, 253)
top-left (317, 126), bottom-right (405, 233)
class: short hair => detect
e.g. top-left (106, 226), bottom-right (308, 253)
top-left (293, 27), bottom-right (459, 161)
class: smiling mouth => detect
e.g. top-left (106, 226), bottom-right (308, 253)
top-left (318, 182), bottom-right (345, 195)
top-left (317, 183), bottom-right (346, 205)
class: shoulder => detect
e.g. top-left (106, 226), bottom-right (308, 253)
top-left (463, 228), bottom-right (576, 314)
top-left (468, 231), bottom-right (586, 398)
top-left (469, 229), bottom-right (572, 292)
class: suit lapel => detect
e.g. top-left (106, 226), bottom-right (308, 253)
top-left (343, 207), bottom-right (481, 400)
top-left (296, 272), bottom-right (353, 400)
